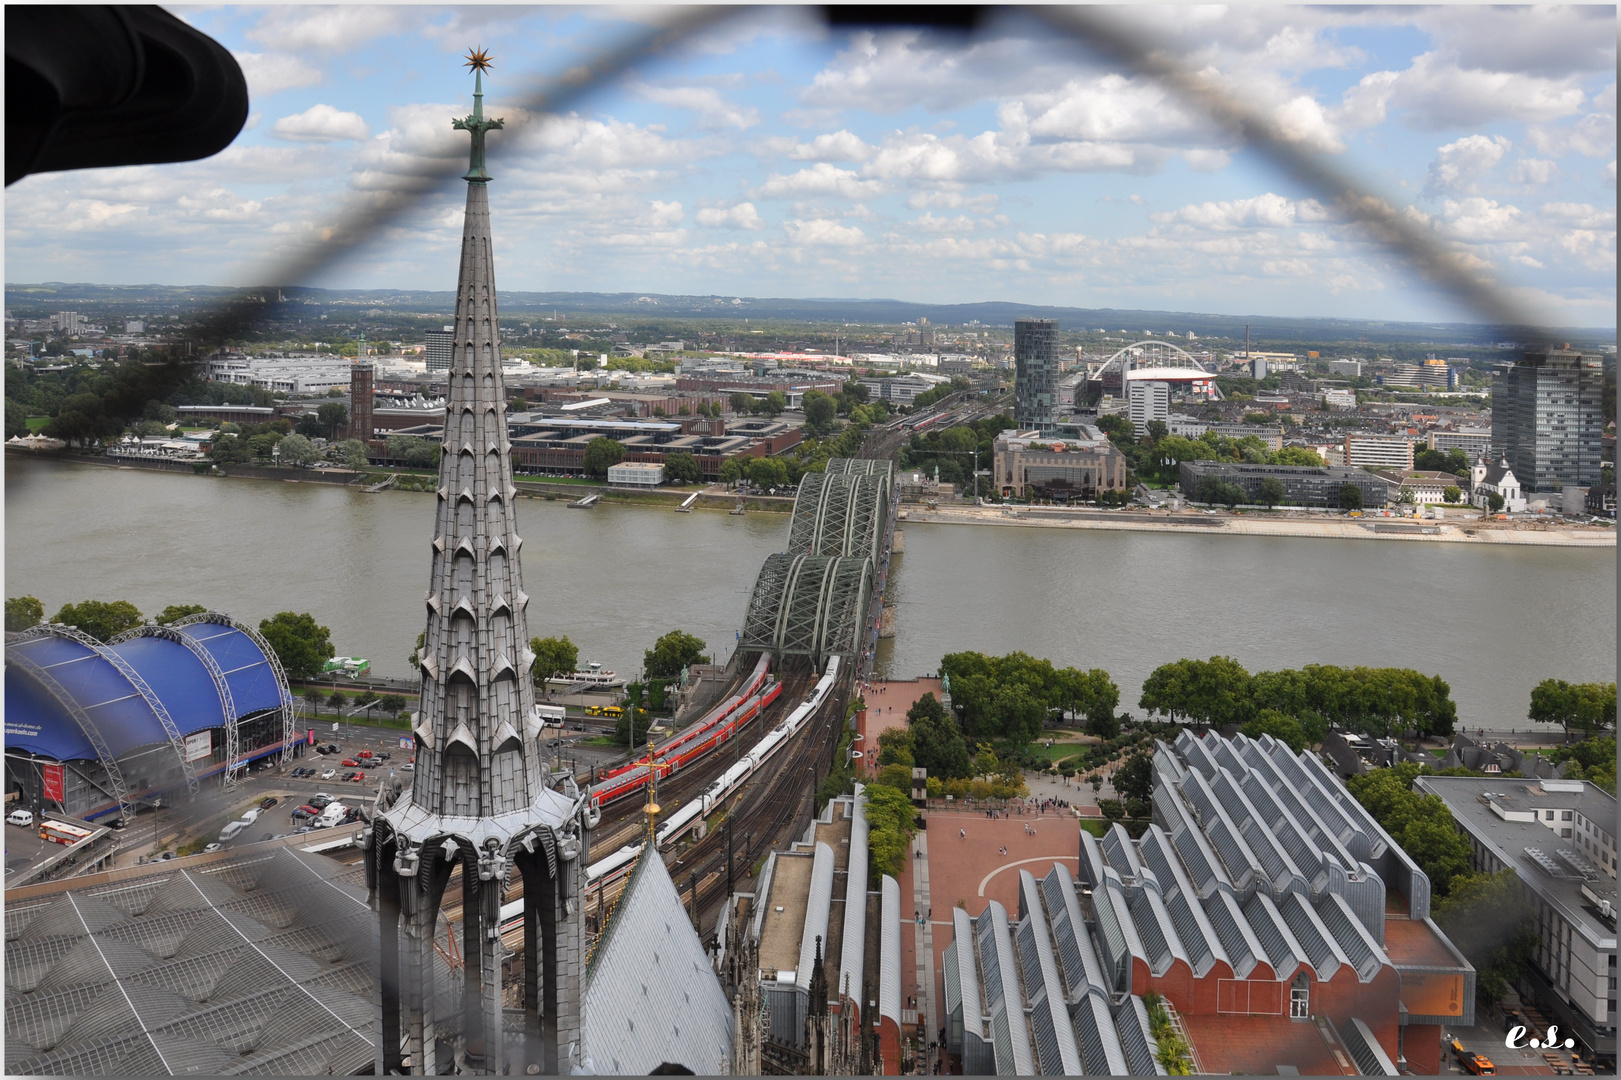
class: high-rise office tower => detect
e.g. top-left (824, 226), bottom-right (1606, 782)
top-left (425, 325), bottom-right (455, 371)
top-left (1492, 348), bottom-right (1605, 491)
top-left (1014, 318), bottom-right (1058, 432)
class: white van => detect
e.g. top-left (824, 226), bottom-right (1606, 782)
top-left (218, 819), bottom-right (251, 842)
top-left (7, 809), bottom-right (34, 827)
top-left (313, 802), bottom-right (347, 829)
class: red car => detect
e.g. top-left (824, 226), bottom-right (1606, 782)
top-left (349, 773), bottom-right (365, 782)
top-left (294, 804), bottom-right (320, 817)
top-left (357, 751), bottom-right (373, 759)
top-left (341, 759), bottom-right (360, 767)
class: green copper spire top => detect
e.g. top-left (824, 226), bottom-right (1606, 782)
top-left (453, 48), bottom-right (503, 183)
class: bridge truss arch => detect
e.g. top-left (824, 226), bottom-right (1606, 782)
top-left (739, 553), bottom-right (874, 667)
top-left (787, 470), bottom-right (891, 563)
top-left (1101, 339), bottom-right (1207, 374)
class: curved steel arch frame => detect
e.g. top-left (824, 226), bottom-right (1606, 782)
top-left (112, 623), bottom-right (242, 788)
top-left (1102, 339), bottom-right (1206, 375)
top-left (172, 612), bottom-right (298, 766)
top-left (739, 553), bottom-right (874, 667)
top-left (6, 651), bottom-right (134, 823)
top-left (18, 623), bottom-right (200, 798)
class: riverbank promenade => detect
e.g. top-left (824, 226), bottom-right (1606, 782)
top-left (906, 503), bottom-right (1615, 546)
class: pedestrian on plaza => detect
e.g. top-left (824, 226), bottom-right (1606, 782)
top-left (959, 828), bottom-right (966, 839)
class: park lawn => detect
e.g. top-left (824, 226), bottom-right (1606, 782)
top-left (26, 416), bottom-right (50, 432)
top-left (581, 736), bottom-right (624, 749)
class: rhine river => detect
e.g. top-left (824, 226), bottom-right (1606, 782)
top-left (7, 457), bottom-right (1615, 729)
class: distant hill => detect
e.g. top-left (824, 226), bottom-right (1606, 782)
top-left (5, 282), bottom-right (1613, 347)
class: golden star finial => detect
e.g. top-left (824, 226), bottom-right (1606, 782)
top-left (464, 47), bottom-right (493, 75)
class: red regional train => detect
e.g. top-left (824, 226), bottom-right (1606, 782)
top-left (588, 654), bottom-right (777, 808)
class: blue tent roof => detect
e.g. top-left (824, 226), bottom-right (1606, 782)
top-left (3, 620), bottom-right (288, 764)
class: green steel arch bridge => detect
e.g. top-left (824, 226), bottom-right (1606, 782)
top-left (738, 458), bottom-right (896, 670)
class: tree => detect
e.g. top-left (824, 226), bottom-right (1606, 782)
top-left (719, 456), bottom-right (746, 485)
top-left (614, 686), bottom-right (654, 745)
top-left (1139, 656), bottom-right (1254, 728)
top-left (408, 630), bottom-right (426, 671)
top-left (276, 432), bottom-right (318, 467)
top-left (328, 691), bottom-right (347, 711)
top-left (379, 693), bottom-right (406, 716)
top-left (663, 451), bottom-right (701, 485)
top-left (1528, 679), bottom-right (1616, 740)
top-left (54, 599), bottom-right (143, 642)
top-left (744, 455), bottom-right (789, 489)
top-left (1443, 485), bottom-right (1462, 503)
top-left (1338, 482), bottom-right (1364, 510)
top-left (1257, 476), bottom-right (1286, 507)
top-left (760, 390), bottom-right (787, 417)
top-left (209, 433), bottom-right (253, 464)
top-left (1241, 709), bottom-right (1309, 752)
top-left (801, 390), bottom-right (837, 435)
top-left (258, 611), bottom-right (335, 681)
top-left (303, 687), bottom-right (324, 713)
top-left (6, 595), bottom-right (44, 632)
top-left (154, 604), bottom-right (208, 625)
top-left (386, 434), bottom-right (439, 468)
top-left (1195, 475), bottom-right (1243, 507)
top-left (582, 437), bottom-right (626, 478)
top-left (1433, 869), bottom-right (1537, 1003)
top-left (335, 438), bottom-right (370, 470)
top-left (317, 401), bottom-right (349, 439)
top-left (1487, 492), bottom-right (1504, 512)
top-left (1099, 798), bottom-right (1125, 821)
top-left (876, 727), bottom-right (914, 768)
top-left (864, 783), bottom-right (918, 876)
top-left (907, 693), bottom-right (972, 779)
top-left (729, 392), bottom-right (752, 415)
top-left (246, 431), bottom-right (283, 461)
top-left (295, 412), bottom-right (326, 439)
top-left (1114, 752), bottom-right (1154, 803)
top-left (530, 635), bottom-right (580, 688)
top-left (1270, 445), bottom-right (1323, 467)
top-left (644, 630), bottom-right (706, 680)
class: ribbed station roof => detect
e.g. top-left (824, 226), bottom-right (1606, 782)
top-left (4, 848), bottom-right (384, 1076)
top-left (5, 618), bottom-right (287, 762)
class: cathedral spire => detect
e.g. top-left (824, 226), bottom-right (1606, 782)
top-left (411, 51), bottom-right (537, 816)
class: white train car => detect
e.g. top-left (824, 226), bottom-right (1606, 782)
top-left (700, 656), bottom-right (842, 814)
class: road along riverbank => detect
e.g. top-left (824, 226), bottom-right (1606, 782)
top-left (900, 503), bottom-right (1615, 547)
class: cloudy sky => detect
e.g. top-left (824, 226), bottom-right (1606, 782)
top-left (5, 5), bottom-right (1615, 327)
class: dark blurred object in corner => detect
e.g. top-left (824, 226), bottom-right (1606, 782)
top-left (6, 5), bottom-right (248, 186)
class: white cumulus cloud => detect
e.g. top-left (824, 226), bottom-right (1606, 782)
top-left (1150, 193), bottom-right (1329, 230)
top-left (787, 130), bottom-right (873, 162)
top-left (273, 104), bottom-right (370, 143)
top-left (783, 219), bottom-right (866, 246)
top-left (695, 202), bottom-right (765, 230)
top-left (1509, 158), bottom-right (1558, 185)
top-left (634, 84), bottom-right (759, 129)
top-left (232, 51), bottom-right (322, 97)
top-left (1423, 134), bottom-right (1511, 197)
top-left (755, 163), bottom-right (882, 200)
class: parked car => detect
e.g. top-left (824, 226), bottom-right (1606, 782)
top-left (310, 794), bottom-right (333, 808)
top-left (294, 804), bottom-right (320, 818)
top-left (203, 842), bottom-right (222, 854)
top-left (376, 752), bottom-right (390, 760)
top-left (7, 809), bottom-right (34, 827)
top-left (402, 762), bottom-right (414, 772)
top-left (259, 797), bottom-right (278, 810)
top-left (157, 851), bottom-right (177, 861)
top-left (357, 751), bottom-right (373, 759)
top-left (341, 759), bottom-right (360, 767)
top-left (320, 769), bottom-right (336, 780)
top-left (349, 774), bottom-right (365, 783)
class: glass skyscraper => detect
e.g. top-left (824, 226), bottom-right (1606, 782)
top-left (1492, 348), bottom-right (1605, 491)
top-left (1014, 317), bottom-right (1059, 432)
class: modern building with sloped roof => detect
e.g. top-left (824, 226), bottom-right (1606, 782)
top-left (5, 614), bottom-right (296, 823)
top-left (3, 846), bottom-right (403, 1076)
top-left (941, 731), bottom-right (1475, 1076)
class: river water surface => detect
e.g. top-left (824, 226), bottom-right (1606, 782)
top-left (6, 457), bottom-right (1614, 728)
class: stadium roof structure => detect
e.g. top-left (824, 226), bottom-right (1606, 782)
top-left (4, 614), bottom-right (295, 818)
top-left (3, 846), bottom-right (398, 1076)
